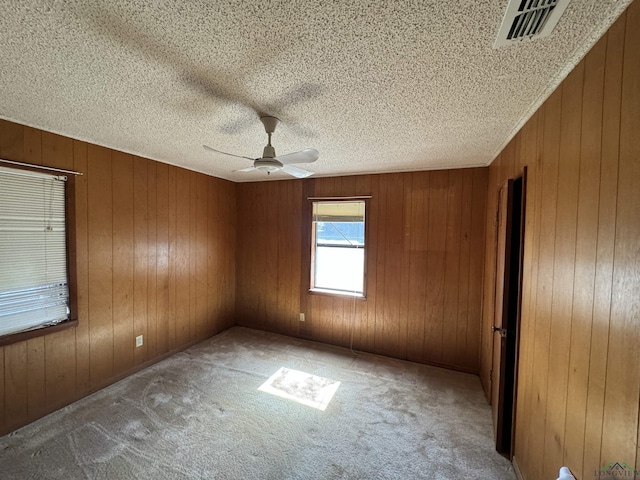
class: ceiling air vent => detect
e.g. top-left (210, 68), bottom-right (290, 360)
top-left (494, 0), bottom-right (571, 48)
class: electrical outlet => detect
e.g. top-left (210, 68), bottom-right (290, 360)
top-left (135, 335), bottom-right (143, 348)
top-left (299, 313), bottom-right (305, 322)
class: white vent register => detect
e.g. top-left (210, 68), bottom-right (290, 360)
top-left (494, 0), bottom-right (572, 48)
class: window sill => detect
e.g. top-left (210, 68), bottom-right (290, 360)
top-left (308, 288), bottom-right (366, 300)
top-left (0, 319), bottom-right (78, 347)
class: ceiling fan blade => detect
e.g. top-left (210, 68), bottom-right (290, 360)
top-left (282, 164), bottom-right (314, 179)
top-left (276, 148), bottom-right (319, 165)
top-left (203, 145), bottom-right (254, 161)
top-left (233, 166), bottom-right (257, 173)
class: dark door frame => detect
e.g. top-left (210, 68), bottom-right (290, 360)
top-left (494, 168), bottom-right (527, 458)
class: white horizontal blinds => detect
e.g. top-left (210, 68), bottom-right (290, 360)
top-left (0, 166), bottom-right (69, 336)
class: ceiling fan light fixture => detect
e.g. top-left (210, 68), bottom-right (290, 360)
top-left (254, 158), bottom-right (283, 174)
top-left (203, 115), bottom-right (317, 178)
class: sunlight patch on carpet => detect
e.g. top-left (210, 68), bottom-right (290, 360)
top-left (258, 367), bottom-right (340, 411)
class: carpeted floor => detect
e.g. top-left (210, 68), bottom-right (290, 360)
top-left (0, 327), bottom-right (516, 479)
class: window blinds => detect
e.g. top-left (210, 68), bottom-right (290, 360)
top-left (312, 201), bottom-right (365, 223)
top-left (0, 166), bottom-right (69, 336)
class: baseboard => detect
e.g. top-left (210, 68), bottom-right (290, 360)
top-left (233, 324), bottom-right (480, 375)
top-left (479, 373), bottom-right (491, 402)
top-left (513, 455), bottom-right (524, 480)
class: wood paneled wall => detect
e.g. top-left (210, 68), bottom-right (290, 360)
top-left (236, 169), bottom-right (488, 372)
top-left (0, 119), bottom-right (236, 436)
top-left (481, 4), bottom-right (640, 479)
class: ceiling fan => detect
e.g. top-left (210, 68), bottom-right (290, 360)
top-left (203, 116), bottom-right (319, 178)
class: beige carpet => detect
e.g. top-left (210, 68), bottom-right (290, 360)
top-left (0, 327), bottom-right (515, 479)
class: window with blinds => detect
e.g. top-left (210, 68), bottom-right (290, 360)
top-left (0, 166), bottom-right (70, 337)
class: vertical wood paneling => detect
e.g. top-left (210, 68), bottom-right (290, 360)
top-left (25, 338), bottom-right (45, 419)
top-left (482, 5), bottom-right (639, 479)
top-left (87, 144), bottom-right (114, 386)
top-left (406, 172), bottom-right (429, 362)
top-left (73, 140), bottom-right (90, 395)
top-left (289, 180), bottom-right (302, 335)
top-left (398, 173), bottom-right (413, 356)
top-left (133, 157), bottom-right (149, 365)
top-left (112, 151), bottom-right (134, 374)
top-left (167, 167), bottom-right (177, 350)
top-left (542, 60), bottom-right (583, 480)
top-left (207, 176), bottom-right (220, 337)
top-left (214, 179), bottom-right (228, 330)
top-left (468, 168), bottom-right (487, 370)
top-left (236, 168), bottom-right (488, 372)
top-left (155, 164), bottom-right (169, 355)
top-left (525, 90), bottom-right (562, 479)
top-left (223, 180), bottom-right (237, 329)
top-left (0, 120), bottom-right (236, 436)
top-left (564, 34), bottom-right (606, 475)
top-left (373, 175), bottom-right (388, 351)
top-left (188, 172), bottom-right (198, 339)
top-left (263, 182), bottom-right (279, 335)
top-left (0, 120), bottom-right (24, 161)
top-left (443, 172), bottom-right (462, 366)
top-left (234, 185), bottom-right (249, 326)
top-left (195, 174), bottom-right (208, 339)
top-left (146, 162), bottom-right (157, 359)
top-left (175, 169), bottom-right (191, 346)
top-left (276, 179), bottom-right (294, 334)
top-left (583, 13), bottom-right (625, 478)
top-left (4, 344), bottom-right (27, 429)
top-left (381, 173), bottom-right (403, 355)
top-left (23, 127), bottom-right (42, 166)
top-left (424, 171), bottom-right (448, 364)
top-left (456, 170), bottom-right (472, 367)
top-left (601, 0), bottom-right (640, 469)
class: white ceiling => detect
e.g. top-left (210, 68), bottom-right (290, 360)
top-left (0, 0), bottom-right (631, 182)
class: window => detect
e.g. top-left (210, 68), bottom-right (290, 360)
top-left (310, 200), bottom-right (365, 297)
top-left (0, 165), bottom-right (72, 339)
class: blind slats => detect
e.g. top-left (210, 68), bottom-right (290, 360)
top-left (312, 201), bottom-right (365, 223)
top-left (0, 167), bottom-right (70, 336)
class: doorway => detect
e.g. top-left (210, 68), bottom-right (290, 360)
top-left (491, 173), bottom-right (526, 458)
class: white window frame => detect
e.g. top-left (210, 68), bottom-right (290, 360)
top-left (309, 199), bottom-right (367, 298)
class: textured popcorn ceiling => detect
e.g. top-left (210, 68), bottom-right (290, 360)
top-left (0, 0), bottom-right (631, 182)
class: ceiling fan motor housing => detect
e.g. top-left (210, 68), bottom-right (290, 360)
top-left (262, 144), bottom-right (276, 158)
